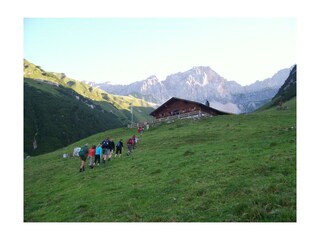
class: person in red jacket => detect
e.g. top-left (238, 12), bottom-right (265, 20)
top-left (88, 145), bottom-right (96, 169)
top-left (127, 138), bottom-right (134, 156)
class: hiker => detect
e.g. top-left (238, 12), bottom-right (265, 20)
top-left (108, 139), bottom-right (115, 161)
top-left (127, 138), bottom-right (134, 156)
top-left (88, 145), bottom-right (96, 169)
top-left (138, 126), bottom-right (144, 137)
top-left (115, 139), bottom-right (123, 158)
top-left (101, 138), bottom-right (109, 164)
top-left (132, 135), bottom-right (136, 149)
top-left (79, 143), bottom-right (89, 172)
top-left (95, 143), bottom-right (102, 166)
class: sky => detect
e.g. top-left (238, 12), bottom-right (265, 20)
top-left (24, 18), bottom-right (296, 86)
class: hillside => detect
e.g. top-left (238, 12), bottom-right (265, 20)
top-left (24, 98), bottom-right (296, 222)
top-left (271, 65), bottom-right (297, 105)
top-left (258, 65), bottom-right (297, 111)
top-left (24, 78), bottom-right (123, 155)
top-left (24, 59), bottom-right (155, 156)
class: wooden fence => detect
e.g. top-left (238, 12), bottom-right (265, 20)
top-left (154, 110), bottom-right (210, 123)
top-left (127, 110), bottom-right (211, 128)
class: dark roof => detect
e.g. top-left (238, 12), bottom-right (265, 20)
top-left (149, 97), bottom-right (233, 116)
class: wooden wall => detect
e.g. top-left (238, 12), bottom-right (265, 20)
top-left (154, 99), bottom-right (214, 119)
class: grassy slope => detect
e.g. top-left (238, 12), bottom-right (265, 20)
top-left (24, 59), bottom-right (155, 155)
top-left (24, 78), bottom-right (124, 155)
top-left (24, 98), bottom-right (296, 222)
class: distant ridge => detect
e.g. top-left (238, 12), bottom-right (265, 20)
top-left (93, 65), bottom-right (293, 113)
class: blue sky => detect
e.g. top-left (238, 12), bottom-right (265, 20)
top-left (24, 18), bottom-right (295, 85)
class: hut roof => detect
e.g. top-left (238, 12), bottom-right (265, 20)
top-left (149, 97), bottom-right (233, 116)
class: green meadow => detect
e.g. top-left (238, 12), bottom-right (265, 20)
top-left (24, 98), bottom-right (296, 222)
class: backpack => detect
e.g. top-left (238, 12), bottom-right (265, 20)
top-left (102, 139), bottom-right (108, 148)
top-left (79, 146), bottom-right (86, 157)
top-left (117, 141), bottom-right (121, 148)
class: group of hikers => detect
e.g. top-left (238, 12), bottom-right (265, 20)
top-left (78, 126), bottom-right (144, 172)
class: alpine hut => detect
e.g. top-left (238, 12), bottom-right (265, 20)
top-left (149, 97), bottom-right (232, 121)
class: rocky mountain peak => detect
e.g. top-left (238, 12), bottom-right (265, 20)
top-left (93, 65), bottom-right (294, 113)
top-left (144, 75), bottom-right (160, 84)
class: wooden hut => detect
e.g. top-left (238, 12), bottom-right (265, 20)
top-left (149, 97), bottom-right (232, 121)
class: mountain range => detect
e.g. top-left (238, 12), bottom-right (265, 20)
top-left (93, 66), bottom-right (293, 113)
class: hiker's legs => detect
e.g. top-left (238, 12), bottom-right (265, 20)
top-left (103, 153), bottom-right (106, 163)
top-left (102, 148), bottom-right (107, 163)
top-left (80, 159), bottom-right (86, 171)
top-left (89, 157), bottom-right (94, 168)
top-left (95, 155), bottom-right (100, 165)
top-left (108, 150), bottom-right (113, 160)
top-left (106, 149), bottom-right (111, 161)
top-left (115, 148), bottom-right (120, 158)
top-left (127, 145), bottom-right (133, 155)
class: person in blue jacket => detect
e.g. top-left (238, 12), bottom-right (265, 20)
top-left (95, 143), bottom-right (102, 166)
